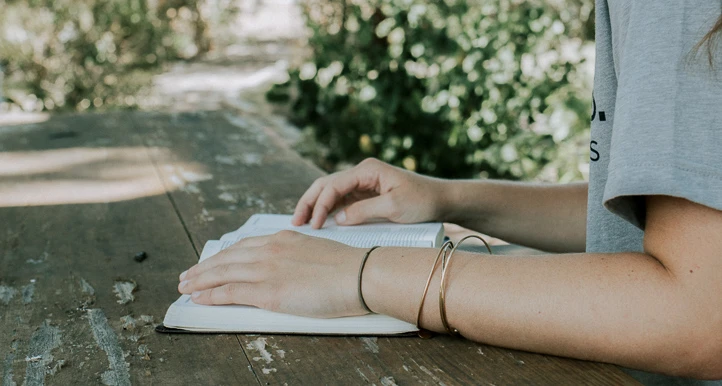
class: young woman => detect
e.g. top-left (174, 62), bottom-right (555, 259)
top-left (178, 2), bottom-right (722, 383)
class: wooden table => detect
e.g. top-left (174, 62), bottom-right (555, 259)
top-left (0, 111), bottom-right (638, 385)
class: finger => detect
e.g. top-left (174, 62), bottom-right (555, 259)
top-left (190, 283), bottom-right (259, 306)
top-left (310, 170), bottom-right (375, 228)
top-left (179, 263), bottom-right (260, 294)
top-left (181, 240), bottom-right (267, 281)
top-left (334, 190), bottom-right (376, 212)
top-left (231, 234), bottom-right (273, 248)
top-left (324, 196), bottom-right (356, 220)
top-left (292, 178), bottom-right (327, 226)
top-left (335, 194), bottom-right (395, 225)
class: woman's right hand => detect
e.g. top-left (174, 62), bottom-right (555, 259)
top-left (292, 158), bottom-right (448, 229)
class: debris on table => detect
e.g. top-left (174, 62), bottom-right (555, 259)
top-left (134, 251), bottom-right (148, 263)
top-left (48, 359), bottom-right (66, 375)
top-left (120, 315), bottom-right (137, 330)
top-left (138, 344), bottom-right (152, 360)
top-left (80, 278), bottom-right (95, 296)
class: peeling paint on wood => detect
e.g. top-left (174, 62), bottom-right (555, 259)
top-left (355, 368), bottom-right (370, 383)
top-left (381, 376), bottom-right (399, 386)
top-left (245, 338), bottom-right (273, 364)
top-left (112, 282), bottom-right (136, 305)
top-left (244, 195), bottom-right (275, 212)
top-left (214, 155), bottom-right (235, 165)
top-left (25, 252), bottom-right (48, 265)
top-left (0, 286), bottom-right (17, 305)
top-left (21, 282), bottom-right (35, 305)
top-left (411, 359), bottom-right (447, 386)
top-left (46, 360), bottom-right (65, 376)
top-left (169, 175), bottom-right (183, 188)
top-left (218, 193), bottom-right (236, 203)
top-left (360, 337), bottom-right (379, 354)
top-left (86, 309), bottom-right (131, 386)
top-left (23, 321), bottom-right (61, 386)
top-left (79, 278), bottom-right (95, 296)
top-left (119, 316), bottom-right (136, 330)
top-left (199, 209), bottom-right (214, 222)
top-left (2, 341), bottom-right (18, 386)
top-left (179, 170), bottom-right (212, 182)
top-left (181, 183), bottom-right (201, 194)
top-left (137, 345), bottom-right (151, 360)
top-left (241, 153), bottom-right (262, 166)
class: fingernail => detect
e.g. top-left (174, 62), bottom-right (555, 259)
top-left (179, 270), bottom-right (188, 281)
top-left (191, 291), bottom-right (200, 298)
top-left (335, 210), bottom-right (346, 224)
top-left (180, 280), bottom-right (188, 290)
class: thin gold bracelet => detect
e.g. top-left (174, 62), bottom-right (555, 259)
top-left (358, 246), bottom-right (381, 313)
top-left (415, 240), bottom-right (454, 339)
top-left (439, 235), bottom-right (493, 337)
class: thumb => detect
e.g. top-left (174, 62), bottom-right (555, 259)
top-left (335, 195), bottom-right (393, 225)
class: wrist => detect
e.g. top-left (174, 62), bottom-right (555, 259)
top-left (362, 247), bottom-right (446, 332)
top-left (437, 180), bottom-right (495, 226)
top-left (356, 246), bottom-right (380, 315)
top-left (431, 178), bottom-right (459, 223)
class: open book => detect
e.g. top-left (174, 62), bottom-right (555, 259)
top-left (160, 214), bottom-right (445, 335)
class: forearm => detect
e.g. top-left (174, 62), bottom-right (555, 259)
top-left (362, 247), bottom-right (720, 378)
top-left (439, 180), bottom-right (588, 253)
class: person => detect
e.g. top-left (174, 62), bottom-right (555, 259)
top-left (178, 1), bottom-right (722, 383)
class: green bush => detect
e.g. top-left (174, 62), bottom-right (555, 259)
top-left (277, 0), bottom-right (595, 181)
top-left (0, 0), bottom-right (235, 112)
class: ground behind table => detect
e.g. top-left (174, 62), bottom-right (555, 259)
top-left (0, 111), bottom-right (637, 385)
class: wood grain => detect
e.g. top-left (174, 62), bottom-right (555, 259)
top-left (0, 112), bottom-right (258, 385)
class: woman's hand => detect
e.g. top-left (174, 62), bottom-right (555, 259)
top-left (293, 158), bottom-right (448, 229)
top-left (177, 231), bottom-right (368, 318)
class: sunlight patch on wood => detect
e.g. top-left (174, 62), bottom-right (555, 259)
top-left (0, 112), bottom-right (50, 128)
top-left (0, 146), bottom-right (209, 207)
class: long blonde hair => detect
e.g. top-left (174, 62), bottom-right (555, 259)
top-left (697, 14), bottom-right (722, 65)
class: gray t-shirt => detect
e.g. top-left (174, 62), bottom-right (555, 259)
top-left (587, 1), bottom-right (722, 384)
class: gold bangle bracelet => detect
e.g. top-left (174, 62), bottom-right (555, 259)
top-left (358, 246), bottom-right (381, 313)
top-left (439, 235), bottom-right (493, 337)
top-left (415, 240), bottom-right (454, 339)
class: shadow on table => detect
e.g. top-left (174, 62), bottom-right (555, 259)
top-left (0, 112), bottom-right (210, 208)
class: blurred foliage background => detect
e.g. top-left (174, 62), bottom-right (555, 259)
top-left (273, 0), bottom-right (595, 181)
top-left (0, 0), bottom-right (238, 112)
top-left (1, 0), bottom-right (596, 182)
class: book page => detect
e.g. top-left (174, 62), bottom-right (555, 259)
top-left (163, 294), bottom-right (417, 334)
top-left (219, 214), bottom-right (442, 249)
top-left (199, 240), bottom-right (227, 262)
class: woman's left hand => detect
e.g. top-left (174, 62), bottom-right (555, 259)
top-left (177, 231), bottom-right (368, 318)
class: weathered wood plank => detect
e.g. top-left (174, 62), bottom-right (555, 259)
top-left (132, 111), bottom-right (324, 249)
top-left (0, 113), bottom-right (258, 386)
top-left (138, 110), bottom-right (638, 385)
top-left (237, 334), bottom-right (638, 385)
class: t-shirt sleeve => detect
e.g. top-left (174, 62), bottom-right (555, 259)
top-left (602, 2), bottom-right (722, 229)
